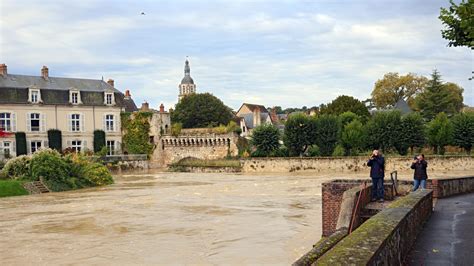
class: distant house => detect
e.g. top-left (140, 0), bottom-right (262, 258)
top-left (236, 103), bottom-right (273, 137)
top-left (393, 99), bottom-right (412, 115)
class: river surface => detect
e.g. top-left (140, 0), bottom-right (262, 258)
top-left (0, 172), bottom-right (353, 265)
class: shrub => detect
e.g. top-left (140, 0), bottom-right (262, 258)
top-left (30, 149), bottom-right (71, 191)
top-left (93, 130), bottom-right (106, 153)
top-left (250, 124), bottom-right (280, 156)
top-left (15, 132), bottom-right (27, 156)
top-left (451, 112), bottom-right (474, 154)
top-left (171, 123), bottom-right (182, 137)
top-left (307, 145), bottom-right (321, 157)
top-left (270, 146), bottom-right (289, 157)
top-left (213, 124), bottom-right (227, 134)
top-left (426, 112), bottom-right (453, 155)
top-left (332, 144), bottom-right (345, 157)
top-left (341, 120), bottom-right (366, 156)
top-left (47, 129), bottom-right (62, 152)
top-left (2, 155), bottom-right (31, 180)
top-left (79, 163), bottom-right (114, 186)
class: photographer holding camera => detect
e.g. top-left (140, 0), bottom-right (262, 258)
top-left (367, 149), bottom-right (385, 202)
top-left (411, 154), bottom-right (428, 191)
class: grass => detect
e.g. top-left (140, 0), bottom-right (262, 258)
top-left (173, 158), bottom-right (241, 168)
top-left (0, 180), bottom-right (29, 198)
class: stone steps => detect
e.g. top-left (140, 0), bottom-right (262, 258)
top-left (23, 180), bottom-right (50, 194)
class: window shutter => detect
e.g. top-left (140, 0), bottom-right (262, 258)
top-left (116, 115), bottom-right (121, 132)
top-left (11, 113), bottom-right (16, 132)
top-left (26, 113), bottom-right (31, 132)
top-left (41, 113), bottom-right (46, 132)
top-left (27, 141), bottom-right (31, 154)
top-left (83, 140), bottom-right (87, 150)
top-left (66, 140), bottom-right (72, 148)
top-left (68, 114), bottom-right (72, 132)
top-left (103, 114), bottom-right (107, 131)
top-left (12, 141), bottom-right (16, 153)
top-left (80, 114), bottom-right (85, 132)
top-left (116, 141), bottom-right (121, 154)
top-left (44, 140), bottom-right (49, 148)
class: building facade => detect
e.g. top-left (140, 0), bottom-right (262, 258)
top-left (178, 59), bottom-right (196, 101)
top-left (235, 103), bottom-right (273, 138)
top-left (0, 64), bottom-right (137, 157)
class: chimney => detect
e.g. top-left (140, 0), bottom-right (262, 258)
top-left (124, 89), bottom-right (131, 99)
top-left (270, 107), bottom-right (278, 123)
top-left (107, 79), bottom-right (115, 87)
top-left (159, 103), bottom-right (165, 113)
top-left (41, 65), bottom-right (49, 80)
top-left (141, 101), bottom-right (149, 111)
top-left (253, 107), bottom-right (261, 127)
top-left (0, 64), bottom-right (7, 77)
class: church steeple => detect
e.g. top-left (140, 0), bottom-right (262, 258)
top-left (178, 57), bottom-right (196, 101)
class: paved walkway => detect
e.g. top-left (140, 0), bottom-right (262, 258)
top-left (407, 193), bottom-right (474, 266)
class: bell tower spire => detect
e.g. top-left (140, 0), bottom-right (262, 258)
top-left (178, 57), bottom-right (196, 101)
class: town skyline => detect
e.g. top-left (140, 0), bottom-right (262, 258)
top-left (1, 0), bottom-right (472, 111)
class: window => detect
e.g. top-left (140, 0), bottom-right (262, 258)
top-left (106, 140), bottom-right (115, 155)
top-left (30, 113), bottom-right (40, 132)
top-left (105, 93), bottom-right (113, 105)
top-left (105, 114), bottom-right (114, 131)
top-left (31, 141), bottom-right (42, 153)
top-left (72, 140), bottom-right (82, 152)
top-left (71, 92), bottom-right (79, 104)
top-left (71, 114), bottom-right (81, 132)
top-left (0, 113), bottom-right (11, 131)
top-left (31, 90), bottom-right (39, 103)
top-left (2, 141), bottom-right (11, 157)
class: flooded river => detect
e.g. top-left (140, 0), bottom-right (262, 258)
top-left (0, 172), bottom-right (347, 265)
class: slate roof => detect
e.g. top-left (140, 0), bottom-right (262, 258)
top-left (0, 74), bottom-right (138, 112)
top-left (237, 103), bottom-right (269, 114)
top-left (393, 99), bottom-right (412, 114)
top-left (240, 112), bottom-right (271, 129)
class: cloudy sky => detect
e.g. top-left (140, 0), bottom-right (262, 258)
top-left (1, 0), bottom-right (472, 110)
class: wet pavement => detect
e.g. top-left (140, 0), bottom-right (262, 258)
top-left (0, 172), bottom-right (340, 265)
top-left (407, 193), bottom-right (474, 266)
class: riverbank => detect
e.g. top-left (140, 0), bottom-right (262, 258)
top-left (0, 180), bottom-right (28, 197)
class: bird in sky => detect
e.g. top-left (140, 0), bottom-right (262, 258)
top-left (141, 12), bottom-right (145, 15)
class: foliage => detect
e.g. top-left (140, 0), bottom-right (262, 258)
top-left (15, 132), bottom-right (27, 156)
top-left (78, 163), bottom-right (114, 186)
top-left (451, 112), bottom-right (474, 154)
top-left (332, 144), bottom-right (345, 157)
top-left (365, 111), bottom-right (402, 152)
top-left (0, 180), bottom-right (28, 197)
top-left (122, 112), bottom-right (153, 155)
top-left (314, 115), bottom-right (341, 156)
top-left (225, 121), bottom-right (241, 134)
top-left (236, 136), bottom-right (250, 156)
top-left (426, 113), bottom-right (453, 155)
top-left (270, 146), bottom-right (289, 157)
top-left (250, 124), bottom-right (280, 156)
top-left (93, 130), bottom-right (106, 153)
top-left (307, 145), bottom-right (321, 157)
top-left (371, 72), bottom-right (428, 109)
top-left (396, 113), bottom-right (426, 155)
top-left (171, 123), bottom-right (182, 137)
top-left (319, 95), bottom-right (370, 120)
top-left (213, 124), bottom-right (227, 134)
top-left (1, 155), bottom-right (31, 179)
top-left (339, 112), bottom-right (360, 127)
top-left (30, 149), bottom-right (71, 190)
top-left (283, 113), bottom-right (316, 156)
top-left (439, 0), bottom-right (474, 48)
top-left (341, 120), bottom-right (366, 156)
top-left (415, 70), bottom-right (464, 120)
top-left (47, 129), bottom-right (62, 152)
top-left (171, 93), bottom-right (233, 128)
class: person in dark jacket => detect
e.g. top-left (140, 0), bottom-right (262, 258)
top-left (367, 150), bottom-right (385, 202)
top-left (411, 154), bottom-right (428, 191)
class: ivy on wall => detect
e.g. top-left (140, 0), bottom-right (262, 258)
top-left (121, 111), bottom-right (154, 155)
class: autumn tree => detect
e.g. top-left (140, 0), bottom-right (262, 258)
top-left (371, 72), bottom-right (428, 109)
top-left (439, 0), bottom-right (474, 49)
top-left (415, 70), bottom-right (464, 120)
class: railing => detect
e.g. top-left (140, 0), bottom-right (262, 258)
top-left (100, 154), bottom-right (148, 163)
top-left (390, 171), bottom-right (399, 196)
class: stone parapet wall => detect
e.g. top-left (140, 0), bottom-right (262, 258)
top-left (241, 156), bottom-right (473, 173)
top-left (316, 190), bottom-right (433, 265)
top-left (427, 176), bottom-right (474, 198)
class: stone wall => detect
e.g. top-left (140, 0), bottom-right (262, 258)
top-left (427, 176), bottom-right (474, 198)
top-left (151, 133), bottom-right (239, 166)
top-left (316, 190), bottom-right (433, 265)
top-left (241, 156), bottom-right (473, 173)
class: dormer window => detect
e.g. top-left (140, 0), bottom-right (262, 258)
top-left (104, 92), bottom-right (115, 105)
top-left (28, 88), bottom-right (41, 104)
top-left (69, 90), bottom-right (81, 104)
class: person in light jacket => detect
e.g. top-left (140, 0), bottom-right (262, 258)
top-left (411, 154), bottom-right (428, 191)
top-left (367, 150), bottom-right (385, 202)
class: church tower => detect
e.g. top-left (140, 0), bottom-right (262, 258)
top-left (178, 58), bottom-right (196, 101)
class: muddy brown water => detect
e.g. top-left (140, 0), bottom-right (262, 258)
top-left (0, 170), bottom-right (470, 265)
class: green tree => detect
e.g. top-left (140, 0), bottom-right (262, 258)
top-left (451, 112), bottom-right (474, 154)
top-left (426, 112), bottom-right (453, 155)
top-left (439, 0), bottom-right (474, 49)
top-left (250, 124), bottom-right (280, 156)
top-left (371, 72), bottom-right (428, 109)
top-left (396, 113), bottom-right (426, 155)
top-left (283, 113), bottom-right (316, 156)
top-left (365, 111), bottom-right (402, 152)
top-left (171, 93), bottom-right (233, 128)
top-left (338, 111), bottom-right (360, 127)
top-left (416, 70), bottom-right (464, 120)
top-left (314, 115), bottom-right (341, 156)
top-left (341, 120), bottom-right (366, 155)
top-left (320, 95), bottom-right (370, 121)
